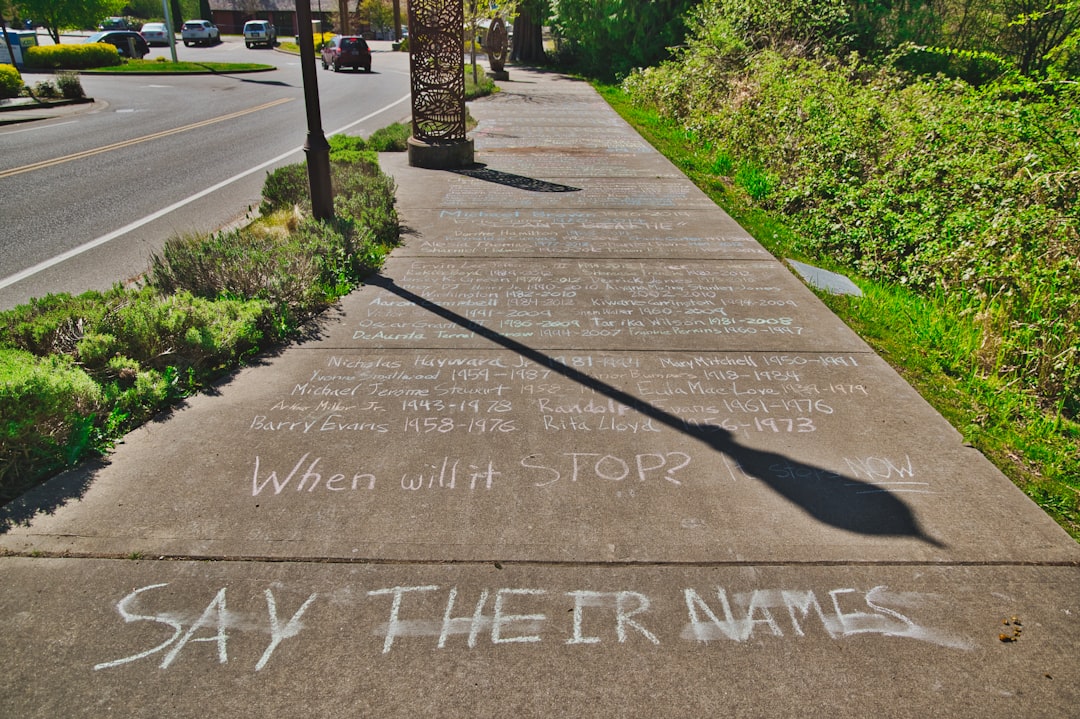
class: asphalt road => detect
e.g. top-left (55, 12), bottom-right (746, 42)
top-left (0, 38), bottom-right (413, 311)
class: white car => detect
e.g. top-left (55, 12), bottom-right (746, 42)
top-left (243, 20), bottom-right (277, 48)
top-left (140, 22), bottom-right (171, 47)
top-left (181, 20), bottom-right (219, 46)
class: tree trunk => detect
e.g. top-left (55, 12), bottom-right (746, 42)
top-left (511, 5), bottom-right (545, 63)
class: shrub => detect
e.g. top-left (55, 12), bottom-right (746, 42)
top-left (56, 70), bottom-right (86, 99)
top-left (622, 17), bottom-right (1080, 417)
top-left (330, 160), bottom-right (399, 246)
top-left (259, 144), bottom-right (399, 246)
top-left (150, 226), bottom-right (335, 320)
top-left (366, 122), bottom-right (410, 152)
top-left (26, 44), bottom-right (122, 70)
top-left (328, 133), bottom-right (369, 163)
top-left (0, 63), bottom-right (22, 98)
top-left (32, 80), bottom-right (59, 98)
top-left (259, 162), bottom-right (310, 215)
top-left (0, 349), bottom-right (103, 499)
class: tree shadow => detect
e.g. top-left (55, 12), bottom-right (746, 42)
top-left (365, 274), bottom-right (944, 547)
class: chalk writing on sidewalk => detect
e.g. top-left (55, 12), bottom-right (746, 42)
top-left (92, 581), bottom-right (973, 672)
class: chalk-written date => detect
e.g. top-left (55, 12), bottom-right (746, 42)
top-left (403, 416), bottom-right (518, 433)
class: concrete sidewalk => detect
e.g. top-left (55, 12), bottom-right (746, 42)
top-left (2, 67), bottom-right (1078, 718)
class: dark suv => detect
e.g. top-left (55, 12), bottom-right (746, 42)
top-left (320, 36), bottom-right (372, 72)
top-left (86, 30), bottom-right (149, 59)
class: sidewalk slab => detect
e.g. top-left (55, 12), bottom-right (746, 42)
top-left (3, 345), bottom-right (1071, 564)
top-left (2, 66), bottom-right (1078, 717)
top-left (311, 256), bottom-right (872, 352)
top-left (393, 207), bottom-right (767, 259)
top-left (2, 557), bottom-right (1078, 718)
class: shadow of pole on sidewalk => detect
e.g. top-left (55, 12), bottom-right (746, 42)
top-left (366, 273), bottom-right (945, 547)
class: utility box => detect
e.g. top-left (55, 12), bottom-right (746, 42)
top-left (0, 29), bottom-right (37, 69)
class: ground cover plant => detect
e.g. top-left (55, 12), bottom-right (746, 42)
top-left (606, 0), bottom-right (1080, 538)
top-left (0, 134), bottom-right (399, 506)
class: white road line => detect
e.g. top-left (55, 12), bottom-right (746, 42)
top-left (0, 120), bottom-right (79, 136)
top-left (0, 93), bottom-right (411, 290)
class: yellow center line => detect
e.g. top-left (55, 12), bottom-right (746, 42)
top-left (0, 97), bottom-right (294, 180)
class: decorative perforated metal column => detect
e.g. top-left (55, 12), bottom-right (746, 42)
top-left (408, 0), bottom-right (466, 144)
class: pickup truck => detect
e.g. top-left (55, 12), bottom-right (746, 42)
top-left (181, 20), bottom-right (220, 46)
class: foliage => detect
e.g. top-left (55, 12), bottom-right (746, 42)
top-left (360, 0), bottom-right (395, 34)
top-left (55, 70), bottom-right (86, 99)
top-left (1000, 0), bottom-right (1080, 76)
top-left (613, 0), bottom-right (1080, 535)
top-left (31, 79), bottom-right (59, 98)
top-left (719, 0), bottom-right (851, 53)
top-left (625, 13), bottom-right (1080, 415)
top-left (366, 122), bottom-right (411, 152)
top-left (0, 138), bottom-right (401, 504)
top-left (121, 0), bottom-right (165, 19)
top-left (548, 0), bottom-right (697, 80)
top-left (14, 0), bottom-right (126, 44)
top-left (0, 63), bottom-right (22, 98)
top-left (259, 163), bottom-right (310, 216)
top-left (0, 349), bottom-right (103, 498)
top-left (464, 64), bottom-right (498, 98)
top-left (26, 43), bottom-right (123, 70)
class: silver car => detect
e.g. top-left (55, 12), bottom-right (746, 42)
top-left (140, 22), bottom-right (171, 47)
top-left (181, 19), bottom-right (220, 46)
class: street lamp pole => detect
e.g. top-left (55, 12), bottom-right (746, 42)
top-left (294, 0), bottom-right (334, 221)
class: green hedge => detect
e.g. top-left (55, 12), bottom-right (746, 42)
top-left (0, 63), bottom-right (22, 98)
top-left (26, 43), bottom-right (122, 70)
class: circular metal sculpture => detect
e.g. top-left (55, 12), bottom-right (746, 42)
top-left (408, 0), bottom-right (466, 143)
top-left (486, 17), bottom-right (508, 73)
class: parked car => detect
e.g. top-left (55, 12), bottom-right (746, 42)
top-left (140, 22), bottom-right (172, 47)
top-left (86, 30), bottom-right (149, 59)
top-left (99, 17), bottom-right (138, 31)
top-left (243, 20), bottom-right (277, 48)
top-left (320, 35), bottom-right (372, 72)
top-left (181, 20), bottom-right (220, 46)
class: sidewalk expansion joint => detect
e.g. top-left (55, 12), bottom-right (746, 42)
top-left (5, 551), bottom-right (1079, 568)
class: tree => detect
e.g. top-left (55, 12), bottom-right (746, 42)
top-left (14, 0), bottom-right (126, 43)
top-left (549, 0), bottom-right (698, 80)
top-left (512, 0), bottom-right (547, 62)
top-left (361, 0), bottom-right (395, 35)
top-left (1002, 0), bottom-right (1080, 74)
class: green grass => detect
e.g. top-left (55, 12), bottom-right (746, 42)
top-left (596, 82), bottom-right (1080, 541)
top-left (89, 59), bottom-right (274, 73)
top-left (464, 64), bottom-right (498, 99)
